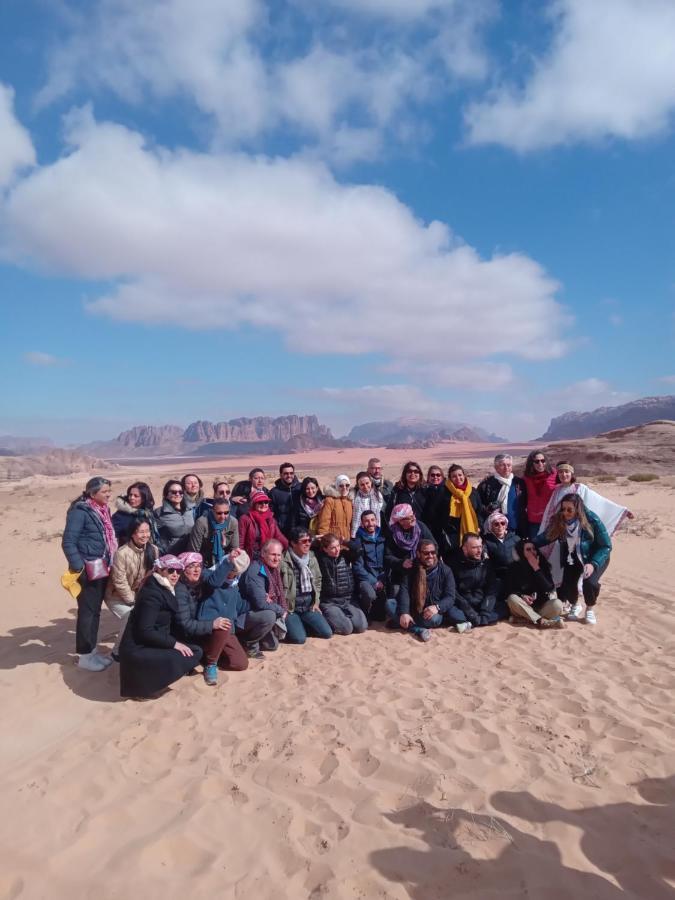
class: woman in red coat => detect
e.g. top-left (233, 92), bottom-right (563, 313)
top-left (523, 451), bottom-right (557, 539)
top-left (238, 491), bottom-right (288, 560)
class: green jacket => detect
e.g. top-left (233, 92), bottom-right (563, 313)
top-left (280, 550), bottom-right (322, 612)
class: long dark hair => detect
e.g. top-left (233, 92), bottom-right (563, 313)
top-left (162, 479), bottom-right (187, 513)
top-left (525, 450), bottom-right (554, 477)
top-left (125, 519), bottom-right (159, 571)
top-left (300, 476), bottom-right (323, 501)
top-left (515, 539), bottom-right (552, 578)
top-left (410, 539), bottom-right (438, 615)
top-left (395, 460), bottom-right (426, 491)
top-left (125, 481), bottom-right (155, 510)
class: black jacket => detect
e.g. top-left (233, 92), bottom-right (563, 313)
top-left (317, 551), bottom-right (355, 605)
top-left (384, 484), bottom-right (427, 527)
top-left (451, 556), bottom-right (498, 624)
top-left (230, 482), bottom-right (271, 519)
top-left (398, 562), bottom-right (456, 617)
top-left (439, 490), bottom-right (485, 552)
top-left (270, 477), bottom-right (301, 536)
top-left (477, 475), bottom-right (527, 537)
top-left (506, 559), bottom-right (555, 613)
top-left (421, 484), bottom-right (451, 542)
top-left (384, 521), bottom-right (434, 585)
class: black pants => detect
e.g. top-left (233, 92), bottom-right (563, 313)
top-left (76, 574), bottom-right (108, 653)
top-left (559, 558), bottom-right (609, 608)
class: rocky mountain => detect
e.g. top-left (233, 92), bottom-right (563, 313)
top-left (0, 435), bottom-right (54, 455)
top-left (347, 417), bottom-right (506, 446)
top-left (116, 425), bottom-right (184, 448)
top-left (540, 395), bottom-right (675, 440)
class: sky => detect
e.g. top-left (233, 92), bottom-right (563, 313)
top-left (1, 0), bottom-right (674, 445)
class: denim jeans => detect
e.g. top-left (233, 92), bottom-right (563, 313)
top-left (285, 609), bottom-right (333, 644)
top-left (322, 603), bottom-right (368, 635)
top-left (385, 598), bottom-right (444, 630)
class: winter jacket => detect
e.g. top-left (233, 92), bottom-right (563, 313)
top-left (316, 487), bottom-right (353, 542)
top-left (291, 492), bottom-right (323, 533)
top-left (188, 513), bottom-right (239, 566)
top-left (506, 559), bottom-right (556, 613)
top-left (104, 540), bottom-right (158, 607)
top-left (523, 471), bottom-right (558, 525)
top-left (421, 484), bottom-right (452, 542)
top-left (230, 482), bottom-right (271, 519)
top-left (451, 556), bottom-right (498, 625)
top-left (62, 500), bottom-right (109, 571)
top-left (384, 484), bottom-right (427, 527)
top-left (372, 477), bottom-right (394, 502)
top-left (483, 531), bottom-right (520, 580)
top-left (534, 509), bottom-right (612, 571)
top-left (111, 497), bottom-right (161, 545)
top-left (351, 527), bottom-right (386, 585)
top-left (397, 562), bottom-right (457, 617)
top-left (239, 560), bottom-right (286, 617)
top-left (270, 477), bottom-right (302, 536)
top-left (477, 475), bottom-right (527, 537)
top-left (154, 501), bottom-right (194, 554)
top-left (317, 550), bottom-right (355, 606)
top-left (175, 557), bottom-right (248, 637)
top-left (438, 489), bottom-right (485, 551)
top-left (280, 550), bottom-right (322, 612)
top-left (384, 520), bottom-right (434, 585)
top-left (238, 513), bottom-right (288, 560)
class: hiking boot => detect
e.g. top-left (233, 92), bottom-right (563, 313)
top-left (203, 663), bottom-right (218, 686)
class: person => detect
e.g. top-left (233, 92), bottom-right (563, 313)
top-left (351, 510), bottom-right (387, 620)
top-left (188, 496), bottom-right (239, 566)
top-left (111, 481), bottom-right (160, 545)
top-left (421, 465), bottom-right (449, 545)
top-left (104, 519), bottom-right (159, 658)
top-left (316, 534), bottom-right (368, 635)
top-left (539, 462), bottom-right (633, 538)
top-left (449, 533), bottom-right (501, 632)
top-left (181, 473), bottom-right (205, 515)
top-left (505, 540), bottom-right (564, 629)
top-left (367, 458), bottom-right (394, 501)
top-left (349, 471), bottom-right (384, 538)
top-left (384, 503), bottom-right (434, 604)
top-left (238, 491), bottom-right (288, 560)
top-left (62, 476), bottom-right (118, 671)
top-left (292, 476), bottom-right (324, 534)
top-left (230, 468), bottom-right (269, 518)
top-left (441, 464), bottom-right (483, 556)
top-left (194, 477), bottom-right (232, 519)
top-left (270, 462), bottom-right (302, 537)
top-left (280, 528), bottom-right (333, 643)
top-left (534, 493), bottom-right (611, 625)
top-left (316, 474), bottom-right (353, 543)
top-left (119, 555), bottom-right (202, 699)
top-left (384, 461), bottom-right (427, 524)
top-left (390, 540), bottom-right (457, 641)
top-left (174, 551), bottom-right (250, 685)
top-left (523, 451), bottom-right (558, 538)
top-left (477, 453), bottom-right (527, 537)
top-left (482, 509), bottom-right (520, 599)
top-left (238, 539), bottom-right (288, 657)
top-left (154, 480), bottom-right (194, 554)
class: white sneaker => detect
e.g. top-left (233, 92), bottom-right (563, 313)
top-left (584, 609), bottom-right (597, 625)
top-left (567, 603), bottom-right (583, 620)
top-left (77, 652), bottom-right (109, 672)
top-left (454, 622), bottom-right (473, 634)
top-left (94, 652), bottom-right (114, 668)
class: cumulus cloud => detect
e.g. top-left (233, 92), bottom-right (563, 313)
top-left (465, 0), bottom-right (675, 151)
top-left (0, 85), bottom-right (35, 187)
top-left (23, 351), bottom-right (66, 366)
top-left (2, 110), bottom-right (569, 376)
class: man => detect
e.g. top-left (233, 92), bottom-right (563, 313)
top-left (367, 458), bottom-right (394, 502)
top-left (188, 497), bottom-right (239, 567)
top-left (280, 527), bottom-right (332, 643)
top-left (270, 462), bottom-right (302, 536)
top-left (388, 539), bottom-right (456, 642)
top-left (238, 539), bottom-right (287, 657)
top-left (194, 477), bottom-right (232, 519)
top-left (477, 453), bottom-right (527, 537)
top-left (351, 510), bottom-right (387, 620)
top-left (230, 467), bottom-right (270, 518)
top-left (449, 533), bottom-right (501, 632)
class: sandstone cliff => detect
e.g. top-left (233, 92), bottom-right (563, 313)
top-left (540, 396), bottom-right (675, 440)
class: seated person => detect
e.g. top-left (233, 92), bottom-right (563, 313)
top-left (388, 539), bottom-right (456, 642)
top-left (482, 510), bottom-right (519, 599)
top-left (119, 555), bottom-right (202, 699)
top-left (188, 497), bottom-right (239, 566)
top-left (230, 467), bottom-right (270, 518)
top-left (351, 510), bottom-right (387, 620)
top-left (384, 503), bottom-right (434, 605)
top-left (238, 539), bottom-right (288, 657)
top-left (449, 533), bottom-right (502, 632)
top-left (477, 454), bottom-right (527, 537)
top-left (316, 533), bottom-right (368, 636)
top-left (505, 540), bottom-right (564, 629)
top-left (280, 528), bottom-right (332, 643)
top-left (238, 492), bottom-right (288, 560)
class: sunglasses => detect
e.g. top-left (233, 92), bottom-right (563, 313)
top-left (168, 489), bottom-right (183, 495)
top-left (165, 567), bottom-right (182, 574)
top-left (428, 472), bottom-right (443, 478)
top-left (408, 470), bottom-right (421, 475)
top-left (255, 501), bottom-right (270, 506)
top-left (533, 458), bottom-right (546, 464)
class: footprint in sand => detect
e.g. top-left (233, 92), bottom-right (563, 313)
top-left (351, 747), bottom-right (380, 777)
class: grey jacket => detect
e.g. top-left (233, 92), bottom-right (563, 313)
top-left (188, 513), bottom-right (239, 565)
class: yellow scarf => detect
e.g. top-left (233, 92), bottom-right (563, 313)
top-left (446, 478), bottom-right (479, 541)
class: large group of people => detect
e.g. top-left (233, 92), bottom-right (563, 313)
top-left (61, 453), bottom-right (633, 698)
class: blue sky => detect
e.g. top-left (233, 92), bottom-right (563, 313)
top-left (1, 0), bottom-right (674, 444)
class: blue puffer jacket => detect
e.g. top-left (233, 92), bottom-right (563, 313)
top-left (62, 500), bottom-right (108, 571)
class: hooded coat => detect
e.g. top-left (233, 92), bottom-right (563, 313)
top-left (316, 486), bottom-right (353, 543)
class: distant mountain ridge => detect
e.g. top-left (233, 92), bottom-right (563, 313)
top-left (539, 395), bottom-right (675, 440)
top-left (347, 417), bottom-right (506, 446)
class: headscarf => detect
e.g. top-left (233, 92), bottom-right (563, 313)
top-left (154, 554), bottom-right (184, 571)
top-left (178, 551), bottom-right (203, 568)
top-left (86, 497), bottom-right (118, 561)
top-left (389, 503), bottom-right (421, 555)
top-left (445, 477), bottom-right (479, 542)
top-left (484, 510), bottom-right (508, 537)
top-left (335, 474), bottom-right (351, 487)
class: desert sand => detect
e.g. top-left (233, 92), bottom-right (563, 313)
top-left (0, 446), bottom-right (673, 899)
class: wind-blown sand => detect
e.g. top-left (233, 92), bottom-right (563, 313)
top-left (0, 447), bottom-right (673, 899)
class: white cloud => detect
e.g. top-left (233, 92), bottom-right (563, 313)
top-left (23, 351), bottom-right (65, 366)
top-left (656, 375), bottom-right (675, 385)
top-left (0, 85), bottom-right (35, 187)
top-left (544, 378), bottom-right (636, 411)
top-left (382, 360), bottom-right (515, 390)
top-left (465, 0), bottom-right (675, 151)
top-left (2, 110), bottom-right (569, 376)
top-left (321, 384), bottom-right (444, 417)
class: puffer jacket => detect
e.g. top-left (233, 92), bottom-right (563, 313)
top-left (451, 556), bottom-right (498, 623)
top-left (270, 477), bottom-right (302, 536)
top-left (62, 500), bottom-right (109, 571)
top-left (175, 557), bottom-right (249, 637)
top-left (280, 550), bottom-right (322, 612)
top-left (154, 501), bottom-right (194, 554)
top-left (104, 540), bottom-right (158, 606)
top-left (316, 486), bottom-right (353, 542)
top-left (317, 550), bottom-right (355, 606)
top-left (111, 496), bottom-right (161, 545)
top-left (534, 509), bottom-right (611, 570)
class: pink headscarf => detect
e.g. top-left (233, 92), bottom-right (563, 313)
top-left (388, 503), bottom-right (414, 528)
top-left (178, 552), bottom-right (203, 567)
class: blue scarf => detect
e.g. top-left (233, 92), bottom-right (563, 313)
top-left (208, 509), bottom-right (229, 564)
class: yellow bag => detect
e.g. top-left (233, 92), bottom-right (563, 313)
top-left (61, 569), bottom-right (83, 599)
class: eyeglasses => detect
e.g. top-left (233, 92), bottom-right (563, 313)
top-left (165, 568), bottom-right (181, 574)
top-left (408, 469), bottom-right (421, 476)
top-left (428, 472), bottom-right (443, 479)
top-left (297, 537), bottom-right (312, 543)
top-left (168, 490), bottom-right (183, 495)
top-left (533, 458), bottom-right (546, 464)
top-left (420, 550), bottom-right (437, 556)
top-left (255, 501), bottom-right (270, 507)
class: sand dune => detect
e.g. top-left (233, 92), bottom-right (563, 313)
top-left (0, 455), bottom-right (673, 898)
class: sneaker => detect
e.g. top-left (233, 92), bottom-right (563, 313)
top-left (584, 609), bottom-right (597, 625)
top-left (203, 663), bottom-right (218, 686)
top-left (567, 603), bottom-right (582, 620)
top-left (247, 647), bottom-right (264, 660)
top-left (454, 622), bottom-right (472, 634)
top-left (416, 628), bottom-right (432, 643)
top-left (94, 652), bottom-right (114, 668)
top-left (77, 652), bottom-right (108, 672)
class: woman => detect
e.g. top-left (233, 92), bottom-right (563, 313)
top-left (384, 461), bottom-right (427, 524)
top-left (62, 476), bottom-right (118, 671)
top-left (280, 528), bottom-right (333, 643)
top-left (316, 474), bottom-right (353, 543)
top-left (421, 465), bottom-right (449, 544)
top-left (119, 555), bottom-right (202, 699)
top-left (523, 451), bottom-right (558, 539)
top-left (238, 491), bottom-right (288, 560)
top-left (104, 520), bottom-right (159, 658)
top-left (384, 503), bottom-right (434, 601)
top-left (181, 473), bottom-right (205, 515)
top-left (195, 477), bottom-right (232, 519)
top-left (292, 476), bottom-right (324, 534)
top-left (442, 464), bottom-right (483, 554)
top-left (483, 510), bottom-right (520, 597)
top-left (112, 481), bottom-right (161, 545)
top-left (535, 493), bottom-right (611, 625)
top-left (539, 462), bottom-right (633, 538)
top-left (505, 540), bottom-right (564, 629)
top-left (174, 551), bottom-right (250, 686)
top-left (155, 480), bottom-right (194, 554)
top-left (349, 471), bottom-right (384, 538)
top-left (316, 534), bottom-right (368, 635)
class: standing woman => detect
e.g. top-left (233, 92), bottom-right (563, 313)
top-left (384, 461), bottom-right (427, 525)
top-left (181, 473), bottom-right (205, 516)
top-left (539, 462), bottom-right (633, 538)
top-left (442, 464), bottom-right (483, 555)
top-left (316, 474), bottom-right (353, 543)
top-left (421, 465), bottom-right (449, 544)
top-left (62, 476), bottom-right (118, 671)
top-left (535, 493), bottom-right (611, 625)
top-left (238, 491), bottom-right (288, 560)
top-left (523, 451), bottom-right (558, 539)
top-left (292, 476), bottom-right (324, 534)
top-left (155, 480), bottom-right (194, 554)
top-left (112, 481), bottom-right (160, 546)
top-left (349, 472), bottom-right (384, 538)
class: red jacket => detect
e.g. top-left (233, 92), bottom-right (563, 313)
top-left (238, 512), bottom-right (288, 560)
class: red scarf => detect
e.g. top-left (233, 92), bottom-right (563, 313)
top-left (249, 508), bottom-right (274, 545)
